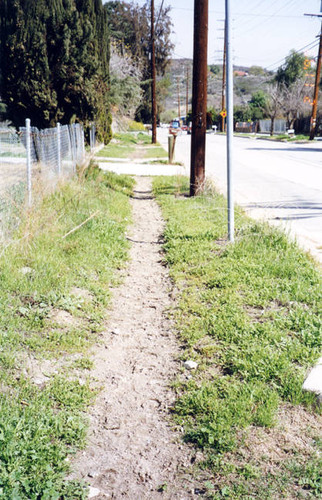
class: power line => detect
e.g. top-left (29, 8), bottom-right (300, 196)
top-left (171, 7), bottom-right (304, 19)
top-left (266, 39), bottom-right (320, 70)
top-left (155, 0), bottom-right (165, 31)
top-left (234, 0), bottom-right (282, 31)
top-left (237, 0), bottom-right (301, 36)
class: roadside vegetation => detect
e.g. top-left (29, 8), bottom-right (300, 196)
top-left (0, 165), bottom-right (134, 498)
top-left (153, 176), bottom-right (322, 499)
top-left (265, 133), bottom-right (310, 142)
top-left (96, 132), bottom-right (167, 160)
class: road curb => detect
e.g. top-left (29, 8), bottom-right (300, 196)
top-left (303, 356), bottom-right (322, 403)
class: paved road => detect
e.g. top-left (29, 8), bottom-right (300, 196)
top-left (158, 128), bottom-right (322, 264)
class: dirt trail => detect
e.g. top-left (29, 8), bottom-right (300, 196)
top-left (70, 177), bottom-right (196, 499)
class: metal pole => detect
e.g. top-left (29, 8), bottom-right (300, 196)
top-left (26, 118), bottom-right (32, 206)
top-left (226, 0), bottom-right (234, 241)
top-left (57, 122), bottom-right (61, 176)
top-left (151, 0), bottom-right (157, 144)
top-left (190, 0), bottom-right (208, 196)
top-left (310, 23), bottom-right (322, 140)
top-left (177, 77), bottom-right (181, 121)
top-left (186, 66), bottom-right (189, 120)
top-left (221, 33), bottom-right (226, 132)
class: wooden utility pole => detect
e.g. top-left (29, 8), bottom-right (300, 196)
top-left (310, 23), bottom-right (322, 140)
top-left (186, 66), bottom-right (189, 120)
top-left (190, 0), bottom-right (208, 196)
top-left (177, 77), bottom-right (181, 121)
top-left (151, 0), bottom-right (157, 144)
top-left (221, 30), bottom-right (226, 132)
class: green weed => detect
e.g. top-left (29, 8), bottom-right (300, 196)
top-left (95, 132), bottom-right (167, 160)
top-left (154, 175), bottom-right (322, 499)
top-left (0, 166), bottom-right (133, 497)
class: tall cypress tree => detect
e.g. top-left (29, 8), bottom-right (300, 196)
top-left (0, 0), bottom-right (111, 141)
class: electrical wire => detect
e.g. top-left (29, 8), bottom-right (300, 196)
top-left (266, 39), bottom-right (320, 70)
top-left (155, 0), bottom-right (165, 31)
top-left (236, 0), bottom-right (302, 36)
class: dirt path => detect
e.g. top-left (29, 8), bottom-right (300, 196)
top-left (70, 177), bottom-right (196, 499)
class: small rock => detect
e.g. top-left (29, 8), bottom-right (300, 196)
top-left (184, 360), bottom-right (198, 370)
top-left (88, 470), bottom-right (100, 478)
top-left (33, 377), bottom-right (47, 386)
top-left (88, 487), bottom-right (101, 498)
top-left (20, 267), bottom-right (33, 275)
top-left (111, 328), bottom-right (120, 335)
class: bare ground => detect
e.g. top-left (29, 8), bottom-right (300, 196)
top-left (69, 177), bottom-right (199, 499)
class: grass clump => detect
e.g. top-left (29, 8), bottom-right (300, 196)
top-left (96, 132), bottom-right (167, 160)
top-left (127, 120), bottom-right (146, 131)
top-left (0, 164), bottom-right (134, 498)
top-left (264, 134), bottom-right (309, 142)
top-left (153, 176), bottom-right (322, 499)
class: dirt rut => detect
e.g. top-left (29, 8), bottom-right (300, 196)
top-left (70, 177), bottom-right (195, 499)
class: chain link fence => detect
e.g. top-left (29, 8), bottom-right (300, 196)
top-left (0, 120), bottom-right (86, 243)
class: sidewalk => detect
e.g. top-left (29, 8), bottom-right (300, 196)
top-left (98, 159), bottom-right (186, 177)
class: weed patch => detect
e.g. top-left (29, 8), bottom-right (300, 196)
top-left (0, 165), bottom-right (133, 497)
top-left (96, 132), bottom-right (167, 160)
top-left (154, 176), bottom-right (322, 499)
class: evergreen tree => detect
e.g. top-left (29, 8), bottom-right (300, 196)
top-left (275, 50), bottom-right (306, 88)
top-left (0, 0), bottom-right (111, 142)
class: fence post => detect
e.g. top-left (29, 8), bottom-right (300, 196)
top-left (57, 122), bottom-right (61, 176)
top-left (26, 118), bottom-right (32, 206)
top-left (168, 134), bottom-right (175, 163)
top-left (90, 123), bottom-right (93, 152)
top-left (91, 123), bottom-right (96, 152)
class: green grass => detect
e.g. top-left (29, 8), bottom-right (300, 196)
top-left (143, 146), bottom-right (168, 159)
top-left (127, 120), bottom-right (146, 131)
top-left (153, 176), bottom-right (322, 499)
top-left (263, 134), bottom-right (310, 142)
top-left (0, 164), bottom-right (134, 498)
top-left (96, 132), bottom-right (167, 160)
top-left (0, 151), bottom-right (26, 157)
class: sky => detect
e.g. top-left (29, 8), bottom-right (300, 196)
top-left (104, 0), bottom-right (322, 71)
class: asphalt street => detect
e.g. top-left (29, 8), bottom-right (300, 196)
top-left (158, 128), bottom-right (322, 264)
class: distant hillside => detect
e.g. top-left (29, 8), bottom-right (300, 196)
top-left (161, 58), bottom-right (274, 120)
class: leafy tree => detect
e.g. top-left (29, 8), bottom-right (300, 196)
top-left (106, 0), bottom-right (173, 123)
top-left (105, 1), bottom-right (146, 61)
top-left (275, 50), bottom-right (306, 88)
top-left (209, 64), bottom-right (220, 76)
top-left (0, 0), bottom-right (58, 126)
top-left (249, 90), bottom-right (267, 120)
top-left (207, 107), bottom-right (220, 129)
top-left (248, 65), bottom-right (266, 76)
top-left (0, 0), bottom-right (111, 142)
top-left (234, 105), bottom-right (252, 123)
top-left (155, 75), bottom-right (172, 119)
